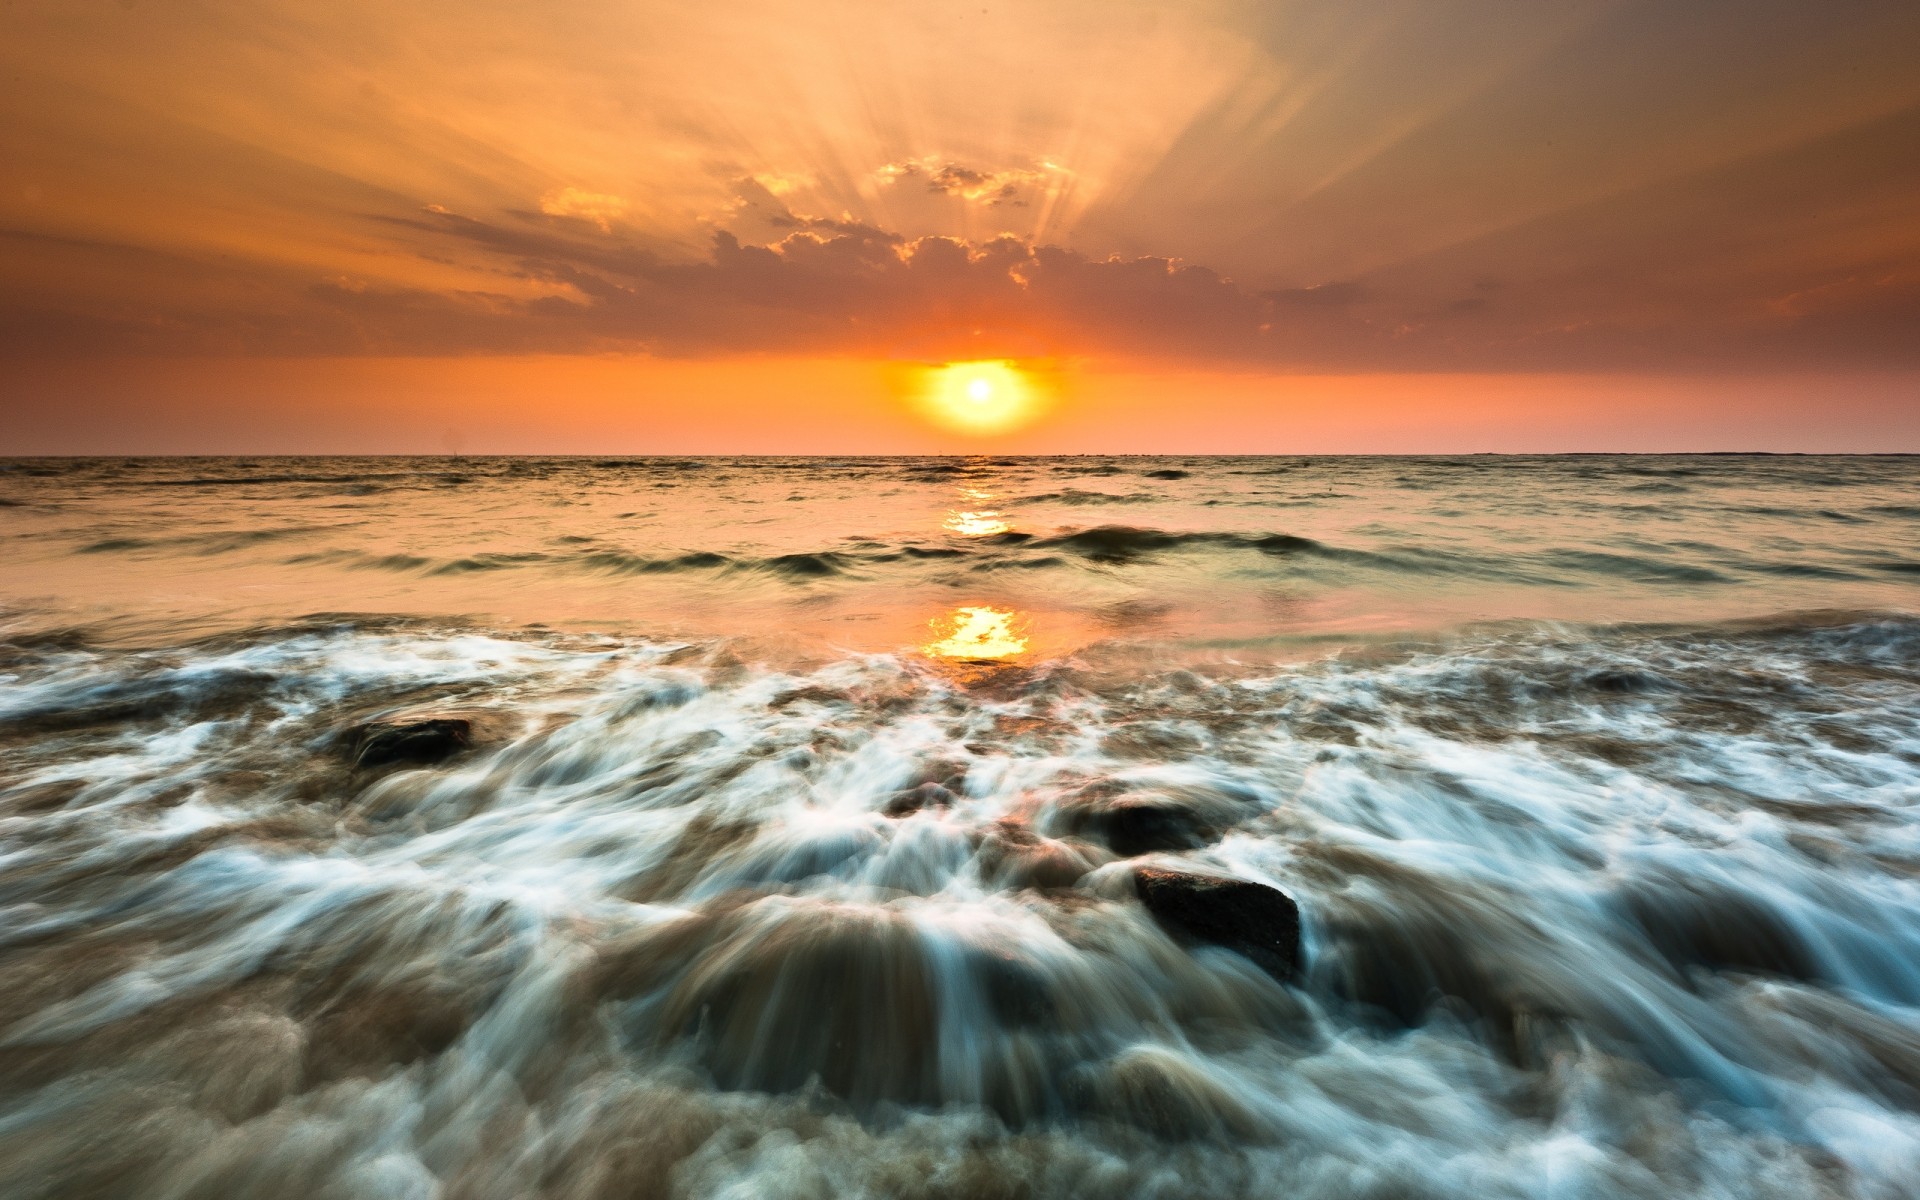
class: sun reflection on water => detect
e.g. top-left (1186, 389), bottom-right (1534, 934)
top-left (923, 605), bottom-right (1029, 660)
top-left (945, 510), bottom-right (1010, 537)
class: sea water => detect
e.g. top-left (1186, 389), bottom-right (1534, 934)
top-left (1, 454), bottom-right (1919, 1198)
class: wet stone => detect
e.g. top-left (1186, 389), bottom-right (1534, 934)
top-left (883, 781), bottom-right (956, 818)
top-left (1135, 868), bottom-right (1300, 981)
top-left (349, 717), bottom-right (474, 768)
top-left (974, 949), bottom-right (1057, 1027)
top-left (1616, 876), bottom-right (1821, 984)
top-left (1584, 668), bottom-right (1675, 695)
top-left (1083, 798), bottom-right (1216, 857)
top-left (977, 821), bottom-right (1103, 891)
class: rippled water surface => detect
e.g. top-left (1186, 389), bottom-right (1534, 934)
top-left (2, 455), bottom-right (1920, 1199)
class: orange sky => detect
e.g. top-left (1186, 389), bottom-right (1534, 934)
top-left (3, 0), bottom-right (1919, 451)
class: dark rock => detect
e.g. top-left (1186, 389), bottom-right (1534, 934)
top-left (974, 948), bottom-right (1057, 1026)
top-left (1307, 880), bottom-right (1580, 1068)
top-left (1314, 903), bottom-right (1506, 1029)
top-left (350, 718), bottom-right (473, 768)
top-left (769, 685), bottom-right (849, 710)
top-left (882, 759), bottom-right (969, 817)
top-left (1615, 876), bottom-right (1820, 983)
top-left (650, 903), bottom-right (942, 1107)
top-left (1135, 868), bottom-right (1300, 980)
top-left (883, 781), bottom-right (956, 818)
top-left (1083, 798), bottom-right (1216, 857)
top-left (1054, 778), bottom-right (1262, 857)
top-left (1071, 1045), bottom-right (1266, 1140)
top-left (1583, 669), bottom-right (1673, 695)
top-left (977, 821), bottom-right (1102, 890)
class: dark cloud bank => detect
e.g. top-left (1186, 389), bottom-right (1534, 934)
top-left (5, 100), bottom-right (1920, 373)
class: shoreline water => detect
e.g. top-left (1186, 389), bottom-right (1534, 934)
top-left (2, 456), bottom-right (1918, 1197)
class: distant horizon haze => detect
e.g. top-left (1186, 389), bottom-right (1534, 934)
top-left (5, 356), bottom-right (1917, 455)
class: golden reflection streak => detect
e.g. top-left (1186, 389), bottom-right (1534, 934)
top-left (945, 510), bottom-right (1010, 537)
top-left (923, 605), bottom-right (1029, 661)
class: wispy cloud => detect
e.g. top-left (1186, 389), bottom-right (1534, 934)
top-left (2, 0), bottom-right (1917, 372)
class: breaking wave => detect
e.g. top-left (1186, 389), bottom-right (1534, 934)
top-left (2, 612), bottom-right (1920, 1196)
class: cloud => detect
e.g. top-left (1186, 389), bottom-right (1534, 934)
top-left (8, 100), bottom-right (1920, 377)
top-left (7, 180), bottom-right (1920, 373)
top-left (875, 157), bottom-right (1060, 207)
top-left (319, 206), bottom-right (1290, 361)
top-left (1263, 281), bottom-right (1365, 308)
top-left (5, 0), bottom-right (1919, 377)
top-left (538, 187), bottom-right (631, 232)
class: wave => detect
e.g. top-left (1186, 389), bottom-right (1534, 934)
top-left (1, 614), bottom-right (1919, 1195)
top-left (1031, 525), bottom-right (1324, 562)
top-left (589, 458), bottom-right (709, 470)
top-left (1014, 490), bottom-right (1157, 505)
top-left (136, 471), bottom-right (433, 487)
top-left (224, 523), bottom-right (1882, 592)
top-left (1533, 548), bottom-right (1731, 584)
top-left (77, 526), bottom-right (332, 556)
top-left (427, 552), bottom-right (553, 575)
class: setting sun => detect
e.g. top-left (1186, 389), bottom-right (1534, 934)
top-left (916, 361), bottom-right (1041, 436)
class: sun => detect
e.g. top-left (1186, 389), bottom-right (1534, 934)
top-left (916, 360), bottom-right (1040, 435)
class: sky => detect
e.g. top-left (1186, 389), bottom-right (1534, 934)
top-left (3, 0), bottom-right (1918, 452)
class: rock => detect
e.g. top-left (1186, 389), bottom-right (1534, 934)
top-left (1615, 875), bottom-right (1819, 983)
top-left (649, 902), bottom-right (942, 1107)
top-left (977, 820), bottom-right (1103, 890)
top-left (1074, 1044), bottom-right (1265, 1140)
top-left (883, 781), bottom-right (956, 818)
top-left (1056, 778), bottom-right (1262, 857)
top-left (350, 717), bottom-right (473, 768)
top-left (1582, 668), bottom-right (1674, 694)
top-left (1081, 798), bottom-right (1216, 857)
top-left (1315, 902), bottom-right (1503, 1028)
top-left (1135, 868), bottom-right (1300, 980)
top-left (882, 760), bottom-right (969, 818)
top-left (1310, 896), bottom-right (1577, 1067)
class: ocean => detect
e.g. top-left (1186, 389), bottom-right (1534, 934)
top-left (2, 454), bottom-right (1919, 1198)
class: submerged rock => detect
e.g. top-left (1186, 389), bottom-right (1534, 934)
top-left (1087, 798), bottom-right (1216, 856)
top-left (1135, 868), bottom-right (1300, 981)
top-left (1615, 875), bottom-right (1821, 983)
top-left (1071, 1044), bottom-right (1267, 1140)
top-left (645, 901), bottom-right (944, 1107)
top-left (883, 781), bottom-right (956, 818)
top-left (1055, 778), bottom-right (1264, 858)
top-left (882, 760), bottom-right (969, 818)
top-left (977, 820), bottom-right (1104, 890)
top-left (349, 717), bottom-right (473, 768)
top-left (1583, 668), bottom-right (1675, 695)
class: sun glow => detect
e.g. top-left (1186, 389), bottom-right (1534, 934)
top-left (945, 510), bottom-right (1010, 537)
top-left (916, 361), bottom-right (1041, 435)
top-left (923, 605), bottom-right (1029, 661)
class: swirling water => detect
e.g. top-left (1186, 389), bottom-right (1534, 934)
top-left (2, 454), bottom-right (1920, 1199)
